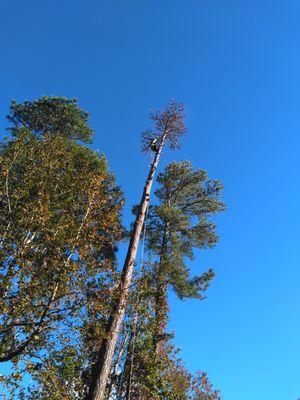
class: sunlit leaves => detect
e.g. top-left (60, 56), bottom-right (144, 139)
top-left (0, 98), bottom-right (123, 370)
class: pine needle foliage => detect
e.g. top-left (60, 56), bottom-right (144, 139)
top-left (7, 96), bottom-right (93, 143)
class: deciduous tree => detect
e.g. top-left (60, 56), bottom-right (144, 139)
top-left (0, 98), bottom-right (123, 366)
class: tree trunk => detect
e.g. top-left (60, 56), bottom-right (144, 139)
top-left (153, 222), bottom-right (169, 355)
top-left (86, 134), bottom-right (167, 400)
top-left (105, 330), bottom-right (129, 400)
top-left (153, 280), bottom-right (168, 355)
top-left (124, 307), bottom-right (138, 400)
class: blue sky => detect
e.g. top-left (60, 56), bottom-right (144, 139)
top-left (0, 1), bottom-right (299, 399)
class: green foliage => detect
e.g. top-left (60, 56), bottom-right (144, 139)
top-left (25, 343), bottom-right (88, 400)
top-left (7, 96), bottom-right (93, 143)
top-left (117, 160), bottom-right (225, 400)
top-left (112, 265), bottom-right (222, 400)
top-left (0, 98), bottom-right (223, 399)
top-left (0, 98), bottom-right (123, 370)
top-left (190, 372), bottom-right (221, 400)
top-left (124, 274), bottom-right (191, 400)
top-left (147, 160), bottom-right (225, 300)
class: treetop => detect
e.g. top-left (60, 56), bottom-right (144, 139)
top-left (141, 100), bottom-right (186, 152)
top-left (6, 96), bottom-right (93, 143)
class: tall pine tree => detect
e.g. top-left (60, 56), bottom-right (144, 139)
top-left (86, 102), bottom-right (186, 400)
top-left (119, 161), bottom-right (224, 400)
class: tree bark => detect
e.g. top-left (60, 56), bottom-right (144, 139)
top-left (153, 222), bottom-right (169, 355)
top-left (86, 134), bottom-right (167, 400)
top-left (124, 307), bottom-right (138, 400)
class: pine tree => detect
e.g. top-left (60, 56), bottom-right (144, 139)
top-left (86, 101), bottom-right (186, 400)
top-left (111, 266), bottom-right (222, 400)
top-left (119, 161), bottom-right (224, 400)
top-left (146, 161), bottom-right (225, 353)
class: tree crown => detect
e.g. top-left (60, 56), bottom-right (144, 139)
top-left (146, 161), bottom-right (225, 299)
top-left (141, 101), bottom-right (186, 152)
top-left (6, 96), bottom-right (93, 143)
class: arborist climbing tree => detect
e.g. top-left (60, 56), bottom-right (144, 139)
top-left (86, 101), bottom-right (186, 400)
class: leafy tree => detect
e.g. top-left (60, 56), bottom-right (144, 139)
top-left (108, 267), bottom-right (222, 400)
top-left (117, 266), bottom-right (190, 400)
top-left (190, 372), bottom-right (221, 400)
top-left (0, 97), bottom-right (123, 367)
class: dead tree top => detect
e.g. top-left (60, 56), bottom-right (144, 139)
top-left (141, 101), bottom-right (186, 153)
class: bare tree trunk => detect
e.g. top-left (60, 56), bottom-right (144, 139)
top-left (86, 134), bottom-right (167, 400)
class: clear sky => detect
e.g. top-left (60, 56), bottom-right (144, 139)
top-left (0, 1), bottom-right (299, 399)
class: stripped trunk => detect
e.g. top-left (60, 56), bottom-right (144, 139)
top-left (86, 134), bottom-right (167, 400)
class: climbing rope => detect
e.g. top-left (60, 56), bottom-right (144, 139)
top-left (140, 201), bottom-right (149, 274)
top-left (116, 201), bottom-right (150, 400)
top-left (124, 201), bottom-right (150, 400)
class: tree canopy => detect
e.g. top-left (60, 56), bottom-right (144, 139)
top-left (0, 97), bottom-right (123, 369)
top-left (148, 160), bottom-right (225, 300)
top-left (117, 161), bottom-right (225, 400)
top-left (7, 97), bottom-right (93, 143)
top-left (0, 97), bottom-right (224, 400)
